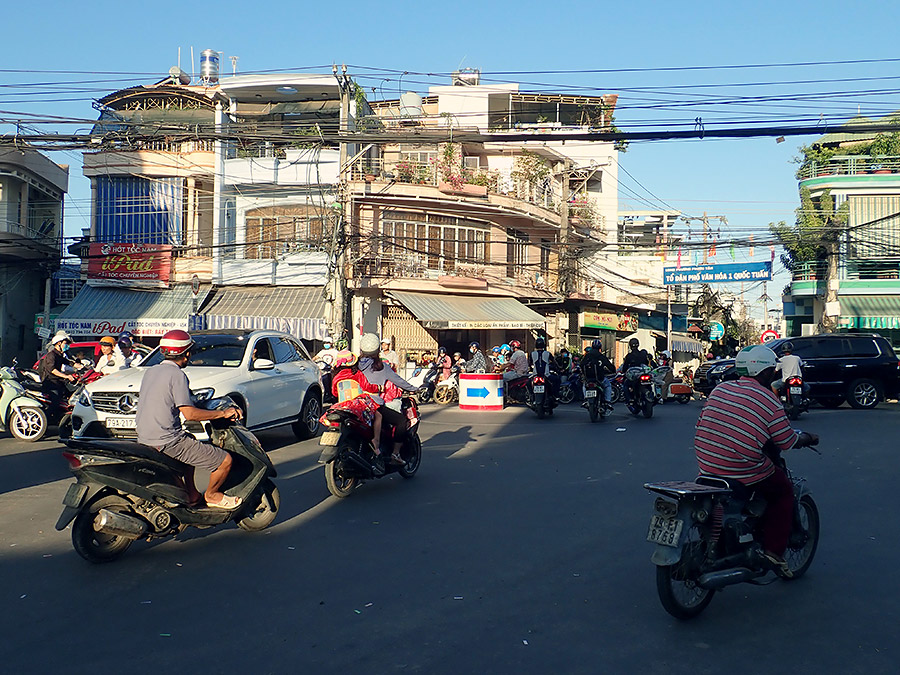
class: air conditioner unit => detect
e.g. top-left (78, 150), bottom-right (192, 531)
top-left (801, 323), bottom-right (818, 336)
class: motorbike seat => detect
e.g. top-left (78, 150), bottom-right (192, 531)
top-left (67, 438), bottom-right (189, 472)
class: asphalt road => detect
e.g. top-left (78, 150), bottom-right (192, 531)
top-left (1, 399), bottom-right (898, 674)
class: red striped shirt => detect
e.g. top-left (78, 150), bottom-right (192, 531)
top-left (694, 377), bottom-right (799, 485)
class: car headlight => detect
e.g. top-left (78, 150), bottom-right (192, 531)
top-left (192, 387), bottom-right (215, 402)
top-left (709, 365), bottom-right (728, 375)
top-left (77, 389), bottom-right (92, 408)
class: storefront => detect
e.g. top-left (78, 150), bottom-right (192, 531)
top-left (838, 295), bottom-right (900, 350)
top-left (572, 309), bottom-right (639, 360)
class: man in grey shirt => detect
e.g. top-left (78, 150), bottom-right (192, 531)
top-left (136, 330), bottom-right (243, 509)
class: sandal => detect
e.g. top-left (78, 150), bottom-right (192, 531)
top-left (206, 494), bottom-right (243, 510)
top-left (389, 453), bottom-right (405, 465)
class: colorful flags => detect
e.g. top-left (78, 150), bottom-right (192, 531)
top-left (749, 235), bottom-right (754, 259)
top-left (729, 243), bottom-right (735, 260)
top-left (770, 244), bottom-right (775, 262)
top-left (709, 241), bottom-right (717, 258)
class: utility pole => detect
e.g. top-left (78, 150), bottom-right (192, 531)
top-left (329, 64), bottom-right (353, 344)
top-left (759, 283), bottom-right (772, 332)
top-left (682, 213), bottom-right (727, 265)
top-left (558, 160), bottom-right (572, 297)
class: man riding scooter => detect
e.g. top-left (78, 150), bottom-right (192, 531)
top-left (529, 338), bottom-right (560, 399)
top-left (580, 339), bottom-right (615, 409)
top-left (620, 338), bottom-right (655, 406)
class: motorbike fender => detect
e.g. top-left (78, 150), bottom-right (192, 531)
top-left (651, 545), bottom-right (683, 566)
top-left (318, 446), bottom-right (338, 463)
top-left (55, 483), bottom-right (107, 531)
top-left (9, 393), bottom-right (42, 414)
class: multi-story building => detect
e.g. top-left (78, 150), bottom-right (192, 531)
top-left (785, 114), bottom-right (900, 349)
top-left (0, 145), bottom-right (68, 363)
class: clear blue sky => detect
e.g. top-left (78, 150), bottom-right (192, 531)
top-left (5, 0), bottom-right (900, 317)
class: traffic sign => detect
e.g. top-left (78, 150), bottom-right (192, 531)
top-left (709, 321), bottom-right (725, 341)
top-left (760, 329), bottom-right (780, 343)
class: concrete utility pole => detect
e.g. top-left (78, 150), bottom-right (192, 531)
top-left (329, 64), bottom-right (353, 343)
top-left (558, 160), bottom-right (572, 296)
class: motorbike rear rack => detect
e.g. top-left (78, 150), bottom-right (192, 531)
top-left (644, 480), bottom-right (731, 497)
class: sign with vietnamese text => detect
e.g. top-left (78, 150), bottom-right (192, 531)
top-left (664, 262), bottom-right (772, 286)
top-left (55, 317), bottom-right (188, 337)
top-left (709, 321), bottom-right (725, 341)
top-left (581, 311), bottom-right (639, 332)
top-left (87, 242), bottom-right (172, 288)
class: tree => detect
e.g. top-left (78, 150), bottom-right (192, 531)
top-left (690, 285), bottom-right (756, 355)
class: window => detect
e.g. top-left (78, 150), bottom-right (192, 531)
top-left (381, 210), bottom-right (489, 274)
top-left (56, 278), bottom-right (82, 303)
top-left (507, 228), bottom-right (528, 278)
top-left (847, 337), bottom-right (880, 357)
top-left (785, 338), bottom-right (815, 359)
top-left (252, 338), bottom-right (274, 363)
top-left (245, 206), bottom-right (327, 260)
top-left (271, 337), bottom-right (301, 364)
top-left (399, 146), bottom-right (437, 164)
top-left (540, 239), bottom-right (551, 278)
top-left (813, 338), bottom-right (847, 358)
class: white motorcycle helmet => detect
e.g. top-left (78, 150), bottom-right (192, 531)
top-left (735, 345), bottom-right (777, 377)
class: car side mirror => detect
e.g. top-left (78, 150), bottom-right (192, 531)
top-left (253, 358), bottom-right (275, 371)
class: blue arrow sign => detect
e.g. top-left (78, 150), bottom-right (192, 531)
top-left (467, 387), bottom-right (489, 398)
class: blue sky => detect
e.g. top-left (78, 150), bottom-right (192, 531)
top-left (4, 0), bottom-right (900, 317)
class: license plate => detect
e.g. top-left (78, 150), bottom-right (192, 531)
top-left (647, 514), bottom-right (684, 547)
top-left (319, 431), bottom-right (340, 446)
top-left (533, 385), bottom-right (545, 393)
top-left (585, 389), bottom-right (597, 398)
top-left (63, 483), bottom-right (88, 508)
top-left (105, 416), bottom-right (136, 429)
top-left (790, 387), bottom-right (802, 395)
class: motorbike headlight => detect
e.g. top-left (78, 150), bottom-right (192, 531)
top-left (192, 387), bottom-right (215, 402)
top-left (77, 389), bottom-right (92, 408)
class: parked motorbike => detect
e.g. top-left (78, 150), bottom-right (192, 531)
top-left (408, 363), bottom-right (438, 404)
top-left (54, 396), bottom-right (279, 563)
top-left (434, 370), bottom-right (460, 405)
top-left (624, 365), bottom-right (658, 418)
top-left (609, 372), bottom-right (625, 404)
top-left (0, 365), bottom-right (48, 441)
top-left (644, 439), bottom-right (820, 619)
top-left (780, 376), bottom-right (810, 420)
top-left (318, 396), bottom-right (422, 498)
top-left (583, 378), bottom-right (611, 423)
top-left (652, 366), bottom-right (693, 404)
top-left (558, 367), bottom-right (583, 404)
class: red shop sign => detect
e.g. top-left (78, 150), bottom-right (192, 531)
top-left (87, 242), bottom-right (172, 287)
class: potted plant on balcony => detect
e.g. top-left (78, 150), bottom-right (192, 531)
top-left (437, 143), bottom-right (488, 196)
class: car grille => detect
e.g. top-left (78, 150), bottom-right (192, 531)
top-left (695, 363), bottom-right (714, 381)
top-left (92, 392), bottom-right (138, 414)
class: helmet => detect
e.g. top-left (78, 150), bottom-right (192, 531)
top-left (491, 346), bottom-right (500, 354)
top-left (438, 346), bottom-right (447, 355)
top-left (335, 338), bottom-right (348, 350)
top-left (660, 350), bottom-right (671, 359)
top-left (381, 337), bottom-right (391, 346)
top-left (591, 339), bottom-right (602, 350)
top-left (118, 330), bottom-right (135, 341)
top-left (628, 338), bottom-right (640, 350)
top-left (333, 349), bottom-right (358, 369)
top-left (509, 340), bottom-right (522, 350)
top-left (735, 345), bottom-right (777, 377)
top-left (500, 343), bottom-right (511, 354)
top-left (50, 330), bottom-right (71, 346)
top-left (469, 341), bottom-right (480, 350)
top-left (359, 333), bottom-right (381, 355)
top-left (118, 336), bottom-right (133, 349)
top-left (453, 352), bottom-right (462, 359)
top-left (99, 336), bottom-right (117, 347)
top-left (323, 338), bottom-right (333, 348)
top-left (782, 341), bottom-right (794, 353)
top-left (159, 329), bottom-right (194, 358)
top-left (535, 337), bottom-right (546, 350)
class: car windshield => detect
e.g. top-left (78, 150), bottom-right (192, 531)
top-left (140, 335), bottom-right (248, 368)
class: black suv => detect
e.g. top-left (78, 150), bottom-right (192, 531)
top-left (767, 333), bottom-right (900, 409)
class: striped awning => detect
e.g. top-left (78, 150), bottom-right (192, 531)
top-left (672, 336), bottom-right (703, 354)
top-left (838, 295), bottom-right (900, 330)
top-left (197, 286), bottom-right (328, 340)
top-left (56, 284), bottom-right (203, 337)
top-left (386, 291), bottom-right (546, 330)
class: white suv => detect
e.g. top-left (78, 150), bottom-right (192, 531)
top-left (71, 329), bottom-right (323, 442)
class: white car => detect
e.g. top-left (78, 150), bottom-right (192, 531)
top-left (71, 329), bottom-right (324, 442)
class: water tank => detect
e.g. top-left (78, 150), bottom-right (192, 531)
top-left (168, 66), bottom-right (191, 85)
top-left (200, 49), bottom-right (219, 84)
top-left (399, 92), bottom-right (423, 118)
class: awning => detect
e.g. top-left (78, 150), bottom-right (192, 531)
top-left (672, 336), bottom-right (703, 354)
top-left (386, 290), bottom-right (546, 330)
top-left (56, 284), bottom-right (203, 337)
top-left (197, 286), bottom-right (328, 341)
top-left (838, 295), bottom-right (900, 330)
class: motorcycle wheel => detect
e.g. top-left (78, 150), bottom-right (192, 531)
top-left (786, 405), bottom-right (799, 421)
top-left (325, 457), bottom-right (359, 498)
top-left (641, 398), bottom-right (654, 419)
top-left (656, 530), bottom-right (714, 620)
top-left (611, 382), bottom-right (624, 404)
top-left (676, 395), bottom-right (690, 405)
top-left (783, 494), bottom-right (820, 580)
top-left (588, 400), bottom-right (600, 423)
top-left (417, 386), bottom-right (432, 404)
top-left (434, 387), bottom-right (454, 405)
top-left (9, 406), bottom-right (47, 442)
top-left (237, 479), bottom-right (280, 532)
top-left (558, 384), bottom-right (575, 404)
top-left (398, 433), bottom-right (422, 479)
top-left (535, 399), bottom-right (545, 419)
top-left (71, 495), bottom-right (136, 564)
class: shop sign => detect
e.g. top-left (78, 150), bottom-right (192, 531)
top-left (709, 321), bottom-right (725, 341)
top-left (87, 243), bottom-right (172, 287)
top-left (33, 312), bottom-right (58, 334)
top-left (444, 320), bottom-right (545, 330)
top-left (663, 262), bottom-right (772, 286)
top-left (55, 317), bottom-right (188, 337)
top-left (581, 311), bottom-right (638, 332)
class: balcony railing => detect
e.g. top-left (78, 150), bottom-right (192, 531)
top-left (798, 155), bottom-right (900, 180)
top-left (846, 260), bottom-right (900, 280)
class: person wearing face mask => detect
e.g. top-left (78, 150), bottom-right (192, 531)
top-left (38, 331), bottom-right (80, 410)
top-left (96, 336), bottom-right (120, 376)
top-left (464, 341), bottom-right (487, 373)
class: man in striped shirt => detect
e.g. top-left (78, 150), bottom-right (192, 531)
top-left (695, 345), bottom-right (818, 577)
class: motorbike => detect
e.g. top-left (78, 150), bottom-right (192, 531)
top-left (780, 376), bottom-right (810, 420)
top-left (27, 365), bottom-right (101, 439)
top-left (558, 367), bottom-right (583, 404)
top-left (54, 396), bottom-right (280, 563)
top-left (623, 365), bottom-right (658, 418)
top-left (644, 440), bottom-right (820, 619)
top-left (317, 360), bottom-right (336, 405)
top-left (318, 396), bottom-right (422, 498)
top-left (528, 373), bottom-right (556, 419)
top-left (609, 372), bottom-right (625, 404)
top-left (652, 365), bottom-right (693, 404)
top-left (0, 365), bottom-right (48, 441)
top-left (408, 363), bottom-right (438, 404)
top-left (583, 378), bottom-right (611, 423)
top-left (433, 369), bottom-right (460, 405)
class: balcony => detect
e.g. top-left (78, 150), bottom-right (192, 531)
top-left (798, 155), bottom-right (900, 181)
top-left (0, 219), bottom-right (60, 259)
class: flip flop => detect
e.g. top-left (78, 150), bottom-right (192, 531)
top-left (206, 494), bottom-right (242, 510)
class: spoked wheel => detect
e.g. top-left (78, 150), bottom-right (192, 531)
top-left (558, 385), bottom-right (575, 404)
top-left (783, 494), bottom-right (820, 579)
top-left (237, 479), bottom-right (281, 531)
top-left (417, 386), bottom-right (432, 404)
top-left (434, 387), bottom-right (454, 405)
top-left (9, 407), bottom-right (47, 442)
top-left (847, 379), bottom-right (880, 409)
top-left (398, 433), bottom-right (422, 478)
top-left (324, 456), bottom-right (359, 498)
top-left (71, 495), bottom-right (137, 564)
top-left (656, 527), bottom-right (714, 620)
top-left (611, 382), bottom-right (624, 404)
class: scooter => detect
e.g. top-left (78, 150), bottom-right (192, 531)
top-left (318, 396), bottom-right (422, 498)
top-left (54, 396), bottom-right (279, 563)
top-left (652, 366), bottom-right (693, 404)
top-left (558, 367), bottom-right (583, 404)
top-left (317, 360), bottom-right (336, 405)
top-left (0, 365), bottom-right (48, 441)
top-left (408, 363), bottom-right (438, 404)
top-left (528, 373), bottom-right (557, 420)
top-left (433, 370), bottom-right (460, 405)
top-left (780, 376), bottom-right (810, 420)
top-left (582, 378), bottom-right (612, 423)
top-left (624, 365), bottom-right (658, 418)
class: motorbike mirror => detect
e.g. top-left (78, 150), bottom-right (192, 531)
top-left (252, 358), bottom-right (275, 371)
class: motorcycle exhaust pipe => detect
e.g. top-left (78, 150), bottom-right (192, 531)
top-left (697, 567), bottom-right (756, 589)
top-left (95, 509), bottom-right (148, 539)
top-left (344, 450), bottom-right (376, 475)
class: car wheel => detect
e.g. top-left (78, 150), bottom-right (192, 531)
top-left (847, 379), bottom-right (881, 409)
top-left (292, 392), bottom-right (322, 440)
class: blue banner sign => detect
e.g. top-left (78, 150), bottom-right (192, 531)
top-left (663, 262), bottom-right (772, 286)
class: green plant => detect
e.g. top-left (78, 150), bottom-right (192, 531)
top-left (437, 143), bottom-right (466, 188)
top-left (511, 151), bottom-right (550, 184)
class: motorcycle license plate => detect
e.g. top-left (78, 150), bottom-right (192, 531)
top-left (585, 389), bottom-right (597, 398)
top-left (790, 387), bottom-right (802, 395)
top-left (105, 416), bottom-right (136, 429)
top-left (647, 514), bottom-right (684, 547)
top-left (533, 385), bottom-right (545, 393)
top-left (319, 431), bottom-right (340, 446)
top-left (62, 483), bottom-right (88, 508)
